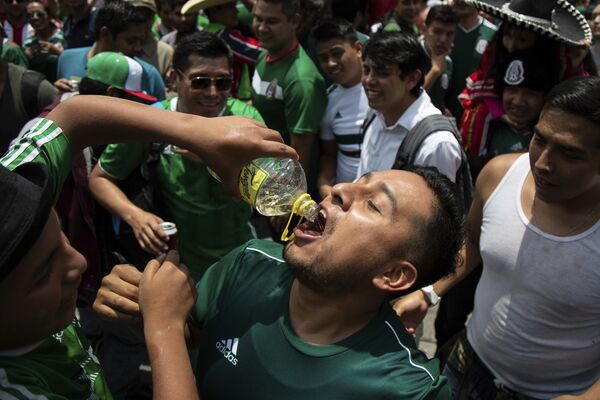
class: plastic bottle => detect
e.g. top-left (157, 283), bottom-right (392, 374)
top-left (209, 158), bottom-right (318, 230)
top-left (238, 158), bottom-right (318, 222)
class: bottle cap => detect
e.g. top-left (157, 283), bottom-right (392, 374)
top-left (280, 193), bottom-right (315, 242)
top-left (159, 222), bottom-right (178, 235)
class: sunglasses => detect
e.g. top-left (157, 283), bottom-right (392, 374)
top-left (26, 10), bottom-right (47, 19)
top-left (177, 71), bottom-right (232, 91)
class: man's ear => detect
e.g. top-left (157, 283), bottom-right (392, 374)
top-left (98, 26), bottom-right (113, 44)
top-left (290, 12), bottom-right (301, 30)
top-left (405, 69), bottom-right (422, 93)
top-left (372, 261), bottom-right (418, 293)
top-left (354, 40), bottom-right (363, 58)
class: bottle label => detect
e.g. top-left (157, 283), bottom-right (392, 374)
top-left (239, 163), bottom-right (268, 205)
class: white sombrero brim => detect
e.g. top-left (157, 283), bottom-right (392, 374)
top-left (464, 0), bottom-right (591, 46)
top-left (181, 0), bottom-right (235, 15)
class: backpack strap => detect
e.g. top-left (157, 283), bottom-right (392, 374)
top-left (358, 108), bottom-right (376, 146)
top-left (21, 69), bottom-right (45, 119)
top-left (392, 115), bottom-right (458, 170)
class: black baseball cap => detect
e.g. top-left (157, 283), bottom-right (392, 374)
top-left (0, 163), bottom-right (53, 282)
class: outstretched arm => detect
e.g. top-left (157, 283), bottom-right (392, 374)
top-left (47, 96), bottom-right (297, 198)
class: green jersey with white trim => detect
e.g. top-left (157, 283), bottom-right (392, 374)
top-left (191, 239), bottom-right (452, 399)
top-left (0, 120), bottom-right (112, 400)
top-left (447, 18), bottom-right (497, 120)
top-left (99, 97), bottom-right (263, 279)
top-left (0, 320), bottom-right (113, 400)
top-left (251, 46), bottom-right (327, 141)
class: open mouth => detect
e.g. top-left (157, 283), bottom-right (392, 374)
top-left (295, 208), bottom-right (327, 239)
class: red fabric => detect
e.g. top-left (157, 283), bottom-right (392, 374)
top-left (368, 0), bottom-right (396, 25)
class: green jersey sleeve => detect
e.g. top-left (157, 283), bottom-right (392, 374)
top-left (98, 142), bottom-right (151, 180)
top-left (284, 77), bottom-right (327, 135)
top-left (225, 98), bottom-right (265, 124)
top-left (0, 119), bottom-right (72, 203)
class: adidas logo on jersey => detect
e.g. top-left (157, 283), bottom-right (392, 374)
top-left (216, 338), bottom-right (239, 366)
top-left (334, 111), bottom-right (342, 119)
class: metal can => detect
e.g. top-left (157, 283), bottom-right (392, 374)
top-left (159, 222), bottom-right (178, 250)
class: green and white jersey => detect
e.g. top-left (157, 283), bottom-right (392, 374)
top-left (191, 239), bottom-right (452, 399)
top-left (447, 17), bottom-right (497, 120)
top-left (0, 320), bottom-right (113, 400)
top-left (421, 39), bottom-right (454, 112)
top-left (251, 45), bottom-right (327, 190)
top-left (251, 45), bottom-right (327, 141)
top-left (383, 12), bottom-right (418, 35)
top-left (0, 120), bottom-right (112, 400)
top-left (1, 118), bottom-right (72, 202)
top-left (98, 97), bottom-right (262, 279)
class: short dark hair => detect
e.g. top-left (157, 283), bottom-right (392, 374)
top-left (396, 166), bottom-right (465, 290)
top-left (313, 18), bottom-right (358, 44)
top-left (362, 31), bottom-right (427, 97)
top-left (173, 31), bottom-right (233, 72)
top-left (425, 5), bottom-right (458, 26)
top-left (93, 1), bottom-right (147, 40)
top-left (256, 0), bottom-right (300, 18)
top-left (544, 76), bottom-right (600, 126)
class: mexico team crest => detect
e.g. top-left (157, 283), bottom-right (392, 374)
top-left (504, 60), bottom-right (525, 86)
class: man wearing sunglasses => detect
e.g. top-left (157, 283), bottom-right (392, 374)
top-left (90, 31), bottom-right (264, 282)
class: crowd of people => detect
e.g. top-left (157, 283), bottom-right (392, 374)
top-left (1, 0), bottom-right (600, 399)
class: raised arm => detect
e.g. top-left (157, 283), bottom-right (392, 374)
top-left (47, 96), bottom-right (297, 197)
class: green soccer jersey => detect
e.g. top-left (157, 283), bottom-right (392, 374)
top-left (98, 97), bottom-right (262, 279)
top-left (447, 18), bottom-right (497, 120)
top-left (383, 12), bottom-right (418, 35)
top-left (0, 119), bottom-right (112, 400)
top-left (251, 45), bottom-right (327, 190)
top-left (191, 239), bottom-right (452, 399)
top-left (488, 120), bottom-right (532, 155)
top-left (251, 45), bottom-right (327, 141)
top-left (422, 40), bottom-right (454, 112)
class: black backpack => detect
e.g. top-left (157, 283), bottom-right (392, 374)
top-left (361, 112), bottom-right (474, 212)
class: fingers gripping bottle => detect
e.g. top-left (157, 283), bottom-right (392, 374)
top-left (212, 158), bottom-right (318, 241)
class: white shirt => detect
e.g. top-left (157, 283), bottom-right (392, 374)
top-left (320, 83), bottom-right (369, 183)
top-left (468, 154), bottom-right (600, 398)
top-left (357, 90), bottom-right (462, 182)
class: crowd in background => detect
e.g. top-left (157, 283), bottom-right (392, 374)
top-left (2, 0), bottom-right (600, 398)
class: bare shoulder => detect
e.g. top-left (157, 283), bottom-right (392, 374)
top-left (475, 153), bottom-right (523, 202)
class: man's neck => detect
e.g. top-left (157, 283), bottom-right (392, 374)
top-left (288, 280), bottom-right (383, 345)
top-left (36, 24), bottom-right (54, 40)
top-left (340, 70), bottom-right (363, 89)
top-left (267, 40), bottom-right (298, 61)
top-left (381, 94), bottom-right (417, 126)
top-left (459, 14), bottom-right (480, 31)
top-left (522, 173), bottom-right (600, 236)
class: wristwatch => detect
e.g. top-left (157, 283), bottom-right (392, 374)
top-left (421, 285), bottom-right (441, 307)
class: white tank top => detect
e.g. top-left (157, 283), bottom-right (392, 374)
top-left (467, 154), bottom-right (600, 398)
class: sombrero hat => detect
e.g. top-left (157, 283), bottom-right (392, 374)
top-left (464, 0), bottom-right (591, 46)
top-left (182, 0), bottom-right (235, 15)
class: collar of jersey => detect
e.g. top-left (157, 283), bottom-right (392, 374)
top-left (279, 292), bottom-right (390, 357)
top-left (265, 42), bottom-right (300, 64)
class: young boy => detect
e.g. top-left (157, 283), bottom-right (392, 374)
top-left (0, 95), bottom-right (295, 399)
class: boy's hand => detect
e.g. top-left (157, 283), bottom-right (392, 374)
top-left (139, 251), bottom-right (197, 335)
top-left (94, 264), bottom-right (142, 323)
top-left (125, 209), bottom-right (169, 255)
top-left (193, 116), bottom-right (298, 199)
